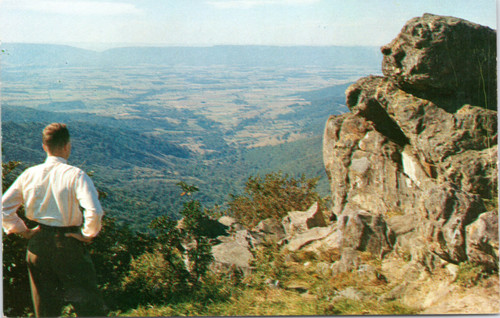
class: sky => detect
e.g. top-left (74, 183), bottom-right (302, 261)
top-left (0, 0), bottom-right (497, 50)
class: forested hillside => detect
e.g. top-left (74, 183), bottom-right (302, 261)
top-left (2, 120), bottom-right (331, 231)
top-left (2, 81), bottom-right (347, 231)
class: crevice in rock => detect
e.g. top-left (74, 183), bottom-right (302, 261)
top-left (362, 99), bottom-right (410, 148)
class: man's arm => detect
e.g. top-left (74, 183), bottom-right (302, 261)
top-left (18, 226), bottom-right (41, 239)
top-left (73, 171), bottom-right (104, 241)
top-left (2, 176), bottom-right (29, 235)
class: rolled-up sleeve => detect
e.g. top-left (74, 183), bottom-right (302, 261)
top-left (2, 175), bottom-right (29, 234)
top-left (75, 172), bottom-right (103, 238)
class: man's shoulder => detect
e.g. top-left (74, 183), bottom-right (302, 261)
top-left (22, 163), bottom-right (46, 174)
top-left (37, 160), bottom-right (86, 178)
top-left (19, 159), bottom-right (87, 180)
top-left (58, 162), bottom-right (86, 175)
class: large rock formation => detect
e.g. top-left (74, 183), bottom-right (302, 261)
top-left (211, 14), bottom-right (497, 274)
top-left (323, 13), bottom-right (497, 269)
top-left (207, 13), bottom-right (497, 314)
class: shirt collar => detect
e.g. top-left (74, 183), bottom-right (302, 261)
top-left (45, 156), bottom-right (68, 164)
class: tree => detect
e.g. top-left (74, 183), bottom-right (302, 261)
top-left (151, 182), bottom-right (215, 287)
top-left (123, 182), bottom-right (216, 305)
top-left (88, 217), bottom-right (152, 310)
top-left (227, 171), bottom-right (320, 227)
top-left (2, 161), bottom-right (35, 316)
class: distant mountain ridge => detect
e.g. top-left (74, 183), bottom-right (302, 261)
top-left (1, 43), bottom-right (99, 67)
top-left (1, 43), bottom-right (382, 68)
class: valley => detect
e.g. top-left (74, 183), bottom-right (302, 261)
top-left (1, 44), bottom-right (381, 231)
top-left (2, 64), bottom-right (371, 148)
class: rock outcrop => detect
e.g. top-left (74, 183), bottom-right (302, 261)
top-left (323, 13), bottom-right (497, 269)
top-left (208, 13), bottom-right (498, 315)
top-left (381, 13), bottom-right (497, 111)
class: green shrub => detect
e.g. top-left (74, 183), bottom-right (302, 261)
top-left (244, 241), bottom-right (288, 289)
top-left (120, 252), bottom-right (184, 305)
top-left (3, 229), bottom-right (33, 317)
top-left (126, 182), bottom-right (217, 306)
top-left (2, 161), bottom-right (36, 317)
top-left (455, 262), bottom-right (487, 287)
top-left (89, 217), bottom-right (152, 310)
top-left (227, 171), bottom-right (320, 228)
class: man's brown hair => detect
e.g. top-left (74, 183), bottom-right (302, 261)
top-left (42, 123), bottom-right (70, 151)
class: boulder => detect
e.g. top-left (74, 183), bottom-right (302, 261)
top-left (302, 227), bottom-right (343, 253)
top-left (381, 13), bottom-right (496, 110)
top-left (323, 112), bottom-right (416, 217)
top-left (212, 229), bottom-right (254, 274)
top-left (338, 207), bottom-right (394, 258)
top-left (419, 183), bottom-right (486, 263)
top-left (218, 215), bottom-right (244, 232)
top-left (345, 76), bottom-right (497, 170)
top-left (253, 218), bottom-right (286, 243)
top-left (334, 287), bottom-right (371, 302)
top-left (440, 146), bottom-right (498, 199)
top-left (466, 209), bottom-right (499, 271)
top-left (331, 248), bottom-right (362, 274)
top-left (285, 226), bottom-right (334, 252)
top-left (282, 202), bottom-right (326, 237)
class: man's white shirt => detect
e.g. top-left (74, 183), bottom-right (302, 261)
top-left (2, 156), bottom-right (103, 238)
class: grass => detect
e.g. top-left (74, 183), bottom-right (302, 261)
top-left (121, 285), bottom-right (417, 317)
top-left (113, 225), bottom-right (495, 317)
top-left (324, 298), bottom-right (417, 315)
top-left (119, 247), bottom-right (418, 317)
top-left (124, 288), bottom-right (319, 316)
top-left (455, 262), bottom-right (488, 288)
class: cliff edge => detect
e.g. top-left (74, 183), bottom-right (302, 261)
top-left (324, 12), bottom-right (497, 269)
top-left (321, 13), bottom-right (498, 313)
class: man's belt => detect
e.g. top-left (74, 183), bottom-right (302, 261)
top-left (36, 223), bottom-right (80, 234)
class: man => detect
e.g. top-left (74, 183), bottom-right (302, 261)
top-left (2, 123), bottom-right (106, 317)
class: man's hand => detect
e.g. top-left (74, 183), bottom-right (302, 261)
top-left (19, 226), bottom-right (40, 239)
top-left (65, 232), bottom-right (94, 243)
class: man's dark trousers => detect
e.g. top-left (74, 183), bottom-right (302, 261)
top-left (26, 225), bottom-right (105, 317)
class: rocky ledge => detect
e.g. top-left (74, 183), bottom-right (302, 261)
top-left (210, 14), bottom-right (498, 314)
top-left (324, 12), bottom-right (497, 271)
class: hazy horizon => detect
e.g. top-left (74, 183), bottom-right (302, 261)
top-left (1, 0), bottom-right (497, 50)
top-left (2, 41), bottom-right (385, 52)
